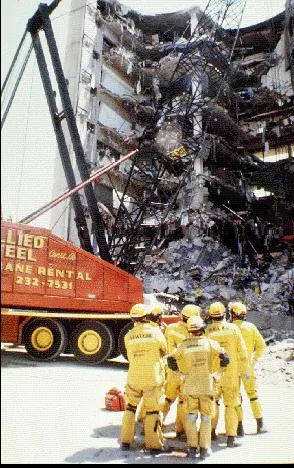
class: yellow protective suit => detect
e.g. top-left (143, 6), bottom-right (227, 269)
top-left (135, 320), bottom-right (165, 426)
top-left (205, 320), bottom-right (248, 437)
top-left (171, 336), bottom-right (224, 450)
top-left (163, 321), bottom-right (190, 433)
top-left (120, 321), bottom-right (167, 450)
top-left (233, 319), bottom-right (266, 420)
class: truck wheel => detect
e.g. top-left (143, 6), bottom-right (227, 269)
top-left (70, 321), bottom-right (114, 364)
top-left (108, 347), bottom-right (121, 359)
top-left (24, 319), bottom-right (67, 361)
top-left (118, 322), bottom-right (134, 361)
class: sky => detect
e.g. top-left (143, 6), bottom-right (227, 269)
top-left (1, 0), bottom-right (286, 230)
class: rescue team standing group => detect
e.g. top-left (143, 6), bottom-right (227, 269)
top-left (120, 300), bottom-right (267, 459)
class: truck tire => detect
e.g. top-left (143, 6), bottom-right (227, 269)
top-left (118, 322), bottom-right (134, 361)
top-left (23, 318), bottom-right (67, 361)
top-left (108, 347), bottom-right (121, 359)
top-left (70, 321), bottom-right (114, 364)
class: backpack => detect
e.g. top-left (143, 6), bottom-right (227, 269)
top-left (105, 387), bottom-right (126, 411)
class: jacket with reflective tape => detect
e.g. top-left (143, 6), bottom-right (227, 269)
top-left (172, 336), bottom-right (224, 396)
top-left (205, 320), bottom-right (248, 384)
top-left (125, 322), bottom-right (167, 387)
top-left (164, 321), bottom-right (189, 353)
top-left (233, 319), bottom-right (266, 363)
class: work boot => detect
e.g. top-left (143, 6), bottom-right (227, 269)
top-left (187, 447), bottom-right (198, 458)
top-left (176, 431), bottom-right (186, 440)
top-left (237, 421), bottom-right (245, 437)
top-left (149, 447), bottom-right (168, 455)
top-left (256, 418), bottom-right (267, 434)
top-left (227, 436), bottom-right (241, 447)
top-left (211, 428), bottom-right (217, 441)
top-left (149, 448), bottom-right (161, 455)
top-left (199, 448), bottom-right (210, 460)
top-left (121, 443), bottom-right (130, 451)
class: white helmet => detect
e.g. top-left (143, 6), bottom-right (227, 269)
top-left (187, 316), bottom-right (205, 333)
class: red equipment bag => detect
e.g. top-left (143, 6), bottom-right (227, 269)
top-left (105, 387), bottom-right (126, 411)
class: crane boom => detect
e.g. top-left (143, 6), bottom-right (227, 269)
top-left (27, 1), bottom-right (113, 262)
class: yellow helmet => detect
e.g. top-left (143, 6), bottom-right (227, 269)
top-left (150, 304), bottom-right (165, 317)
top-left (229, 302), bottom-right (247, 317)
top-left (187, 316), bottom-right (205, 333)
top-left (129, 303), bottom-right (147, 319)
top-left (208, 301), bottom-right (226, 318)
top-left (181, 304), bottom-right (201, 319)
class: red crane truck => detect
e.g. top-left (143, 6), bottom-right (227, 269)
top-left (1, 219), bottom-right (144, 363)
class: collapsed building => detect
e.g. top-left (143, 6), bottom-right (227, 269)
top-left (55, 0), bottom-right (294, 326)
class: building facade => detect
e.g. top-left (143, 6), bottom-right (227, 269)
top-left (52, 0), bottom-right (294, 270)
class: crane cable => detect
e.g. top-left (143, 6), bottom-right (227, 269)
top-left (15, 56), bottom-right (36, 220)
top-left (1, 40), bottom-right (33, 130)
top-left (1, 29), bottom-right (28, 94)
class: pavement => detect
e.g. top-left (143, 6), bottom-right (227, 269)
top-left (1, 346), bottom-right (294, 464)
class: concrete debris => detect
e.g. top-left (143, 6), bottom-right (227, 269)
top-left (255, 338), bottom-right (294, 385)
top-left (138, 203), bottom-right (294, 344)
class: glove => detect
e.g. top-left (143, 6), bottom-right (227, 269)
top-left (219, 352), bottom-right (230, 368)
top-left (167, 356), bottom-right (178, 371)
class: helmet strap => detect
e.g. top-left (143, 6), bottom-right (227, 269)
top-left (212, 316), bottom-right (224, 321)
top-left (232, 312), bottom-right (245, 321)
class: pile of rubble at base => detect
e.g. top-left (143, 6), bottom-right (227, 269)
top-left (138, 222), bottom-right (294, 387)
top-left (138, 233), bottom-right (294, 321)
top-left (255, 337), bottom-right (294, 385)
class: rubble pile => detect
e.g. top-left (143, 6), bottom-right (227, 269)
top-left (255, 338), bottom-right (294, 385)
top-left (140, 234), bottom-right (237, 298)
top-left (139, 239), bottom-right (293, 308)
top-left (138, 208), bottom-right (294, 324)
top-left (244, 268), bottom-right (294, 317)
top-left (139, 230), bottom-right (294, 384)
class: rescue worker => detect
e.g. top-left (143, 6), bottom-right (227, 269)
top-left (163, 304), bottom-right (201, 436)
top-left (205, 301), bottom-right (249, 447)
top-left (120, 303), bottom-right (167, 453)
top-left (229, 301), bottom-right (267, 435)
top-left (135, 304), bottom-right (166, 426)
top-left (150, 304), bottom-right (167, 332)
top-left (167, 316), bottom-right (229, 459)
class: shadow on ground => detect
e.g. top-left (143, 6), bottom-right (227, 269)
top-left (66, 427), bottom-right (244, 464)
top-left (92, 424), bottom-right (121, 439)
top-left (64, 446), bottom-right (192, 464)
top-left (1, 348), bottom-right (128, 369)
top-left (1, 349), bottom-right (38, 367)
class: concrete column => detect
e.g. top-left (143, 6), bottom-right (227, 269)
top-left (190, 8), bottom-right (204, 209)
